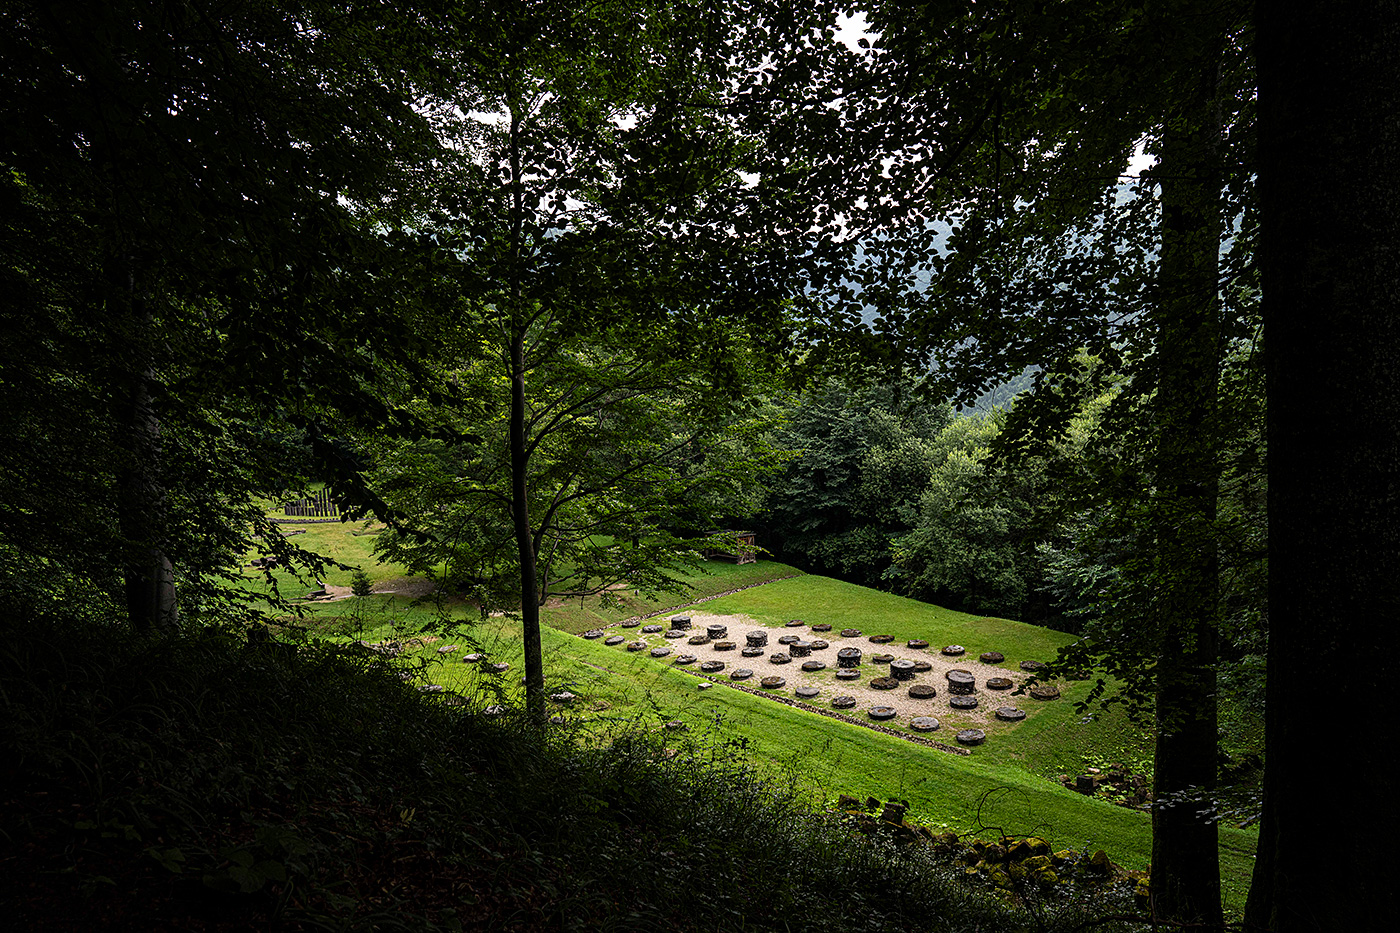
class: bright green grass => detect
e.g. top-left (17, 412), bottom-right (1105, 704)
top-left (360, 586), bottom-right (1256, 916)
top-left (241, 517), bottom-right (410, 600)
top-left (543, 558), bottom-right (804, 633)
top-left (263, 518), bottom-right (1257, 915)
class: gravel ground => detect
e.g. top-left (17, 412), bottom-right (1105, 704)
top-left (591, 610), bottom-right (1056, 740)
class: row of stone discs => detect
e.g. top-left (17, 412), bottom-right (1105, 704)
top-left (587, 617), bottom-right (1055, 726)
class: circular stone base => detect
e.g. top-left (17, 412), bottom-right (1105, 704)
top-left (1030, 684), bottom-right (1061, 700)
top-left (669, 615), bottom-right (691, 630)
top-left (907, 639), bottom-right (930, 649)
top-left (912, 660), bottom-right (933, 673)
top-left (664, 629), bottom-right (686, 639)
top-left (868, 634), bottom-right (894, 644)
top-left (995, 707), bottom-right (1026, 721)
top-left (941, 645), bottom-right (966, 656)
top-left (811, 623), bottom-right (832, 632)
top-left (760, 676), bottom-right (786, 689)
top-left (650, 647), bottom-right (671, 658)
top-left (986, 677), bottom-right (1014, 690)
top-left (777, 634), bottom-right (800, 645)
top-left (1020, 659), bottom-right (1047, 672)
top-left (582, 630), bottom-right (605, 639)
top-left (688, 635), bottom-right (710, 646)
top-left (706, 626), bottom-right (728, 640)
top-left (794, 686), bottom-right (820, 699)
top-left (871, 653), bottom-right (895, 664)
top-left (786, 619), bottom-right (806, 627)
top-left (788, 641), bottom-right (812, 657)
top-left (868, 706), bottom-right (898, 721)
top-left (642, 624), bottom-right (663, 633)
top-left (746, 631), bottom-right (769, 647)
top-left (908, 684), bottom-right (937, 699)
top-left (627, 641), bottom-right (646, 652)
top-left (713, 641), bottom-right (736, 651)
top-left (870, 676), bottom-right (900, 690)
top-left (621, 619), bottom-right (641, 628)
top-left (674, 654), bottom-right (697, 665)
top-left (836, 648), bottom-right (862, 668)
top-left (699, 660), bottom-right (725, 673)
top-left (979, 651), bottom-right (1005, 664)
top-left (831, 695), bottom-right (857, 709)
top-left (769, 653), bottom-right (792, 665)
top-left (604, 635), bottom-right (625, 646)
top-left (835, 669), bottom-right (861, 681)
top-left (950, 695), bottom-right (979, 710)
top-left (809, 639), bottom-right (830, 650)
top-left (910, 716), bottom-right (941, 733)
top-left (840, 628), bottom-right (862, 638)
top-left (890, 659), bottom-right (917, 681)
top-left (801, 660), bottom-right (826, 672)
top-left (741, 646), bottom-right (765, 658)
top-left (730, 669), bottom-right (754, 681)
top-left (956, 729), bottom-right (986, 746)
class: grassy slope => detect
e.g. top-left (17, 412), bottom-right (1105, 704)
top-left (344, 577), bottom-right (1255, 914)
top-left (542, 558), bottom-right (804, 634)
top-left (242, 516), bottom-right (409, 599)
top-left (10, 615), bottom-right (1136, 932)
top-left (268, 517), bottom-right (1258, 915)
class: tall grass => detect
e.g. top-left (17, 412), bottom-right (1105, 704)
top-left (0, 608), bottom-right (1153, 932)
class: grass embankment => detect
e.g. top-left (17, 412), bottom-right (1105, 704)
top-left (1, 613), bottom-right (1149, 932)
top-left (257, 518), bottom-right (1259, 915)
top-left (349, 575), bottom-right (1256, 915)
top-left (542, 557), bottom-right (803, 634)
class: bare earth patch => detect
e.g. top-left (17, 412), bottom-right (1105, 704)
top-left (318, 576), bottom-right (438, 602)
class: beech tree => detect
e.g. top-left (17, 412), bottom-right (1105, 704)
top-left (369, 324), bottom-right (783, 621)
top-left (405, 0), bottom-right (866, 716)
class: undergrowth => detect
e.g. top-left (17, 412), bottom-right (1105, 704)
top-left (1, 610), bottom-right (1149, 932)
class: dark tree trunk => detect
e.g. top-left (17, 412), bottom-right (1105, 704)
top-left (1147, 46), bottom-right (1224, 929)
top-left (507, 108), bottom-right (545, 720)
top-left (510, 325), bottom-right (546, 720)
top-left (1248, 4), bottom-right (1400, 930)
top-left (113, 267), bottom-right (177, 634)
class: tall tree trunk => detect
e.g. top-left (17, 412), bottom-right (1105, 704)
top-left (506, 105), bottom-right (546, 720)
top-left (1248, 4), bottom-right (1400, 929)
top-left (510, 325), bottom-right (546, 720)
top-left (113, 265), bottom-right (178, 634)
top-left (1148, 48), bottom-right (1223, 929)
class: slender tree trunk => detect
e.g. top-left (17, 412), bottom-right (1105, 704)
top-left (1247, 4), bottom-right (1400, 929)
top-left (510, 324), bottom-right (546, 719)
top-left (1147, 48), bottom-right (1223, 929)
top-left (506, 106), bottom-right (546, 719)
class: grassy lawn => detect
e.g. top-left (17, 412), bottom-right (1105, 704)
top-left (542, 557), bottom-right (804, 633)
top-left (240, 517), bottom-right (409, 601)
top-left (260, 518), bottom-right (1259, 916)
